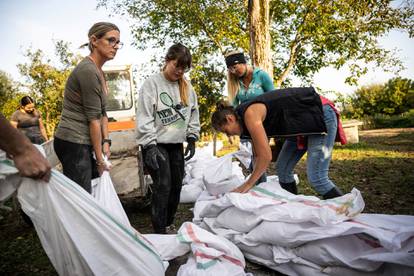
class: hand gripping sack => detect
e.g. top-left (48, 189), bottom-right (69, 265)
top-left (15, 168), bottom-right (165, 276)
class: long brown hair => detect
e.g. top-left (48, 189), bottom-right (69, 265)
top-left (211, 100), bottom-right (238, 131)
top-left (164, 43), bottom-right (192, 106)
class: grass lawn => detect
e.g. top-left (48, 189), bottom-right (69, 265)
top-left (0, 128), bottom-right (413, 275)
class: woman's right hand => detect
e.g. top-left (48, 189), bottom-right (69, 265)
top-left (96, 160), bottom-right (110, 176)
top-left (14, 145), bottom-right (51, 182)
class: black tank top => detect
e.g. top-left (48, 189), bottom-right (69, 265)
top-left (235, 87), bottom-right (327, 138)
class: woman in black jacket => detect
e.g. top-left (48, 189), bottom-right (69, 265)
top-left (211, 87), bottom-right (344, 199)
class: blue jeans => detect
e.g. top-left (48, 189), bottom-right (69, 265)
top-left (276, 105), bottom-right (338, 195)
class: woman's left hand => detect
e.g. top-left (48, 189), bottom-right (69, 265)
top-left (103, 143), bottom-right (111, 159)
top-left (232, 182), bottom-right (254, 193)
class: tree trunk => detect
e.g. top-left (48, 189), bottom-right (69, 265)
top-left (248, 0), bottom-right (273, 78)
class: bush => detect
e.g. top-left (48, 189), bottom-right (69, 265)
top-left (350, 78), bottom-right (414, 119)
top-left (361, 109), bottom-right (414, 129)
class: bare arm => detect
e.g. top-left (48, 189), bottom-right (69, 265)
top-left (38, 117), bottom-right (48, 141)
top-left (232, 104), bottom-right (272, 193)
top-left (10, 120), bottom-right (18, 128)
top-left (100, 115), bottom-right (110, 158)
top-left (89, 119), bottom-right (108, 175)
top-left (0, 113), bottom-right (51, 181)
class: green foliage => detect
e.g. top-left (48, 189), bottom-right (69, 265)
top-left (361, 109), bottom-right (414, 129)
top-left (351, 77), bottom-right (414, 118)
top-left (17, 41), bottom-right (81, 137)
top-left (0, 71), bottom-right (23, 118)
top-left (99, 0), bottom-right (413, 86)
top-left (271, 0), bottom-right (414, 85)
top-left (190, 59), bottom-right (225, 134)
top-left (98, 0), bottom-right (413, 133)
top-left (98, 0), bottom-right (249, 53)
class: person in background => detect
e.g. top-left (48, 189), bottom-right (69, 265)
top-left (10, 96), bottom-right (48, 145)
top-left (136, 43), bottom-right (200, 234)
top-left (211, 87), bottom-right (346, 199)
top-left (54, 22), bottom-right (122, 193)
top-left (0, 113), bottom-right (51, 182)
top-left (224, 49), bottom-right (275, 183)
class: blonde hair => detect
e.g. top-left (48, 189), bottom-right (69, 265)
top-left (227, 72), bottom-right (240, 104)
top-left (224, 49), bottom-right (246, 104)
top-left (165, 43), bottom-right (192, 106)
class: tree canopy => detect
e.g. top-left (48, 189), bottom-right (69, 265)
top-left (351, 77), bottom-right (414, 117)
top-left (98, 0), bottom-right (413, 87)
top-left (0, 71), bottom-right (22, 118)
top-left (17, 41), bottom-right (81, 136)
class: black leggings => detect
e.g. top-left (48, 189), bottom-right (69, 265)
top-left (144, 143), bottom-right (184, 234)
top-left (54, 137), bottom-right (99, 193)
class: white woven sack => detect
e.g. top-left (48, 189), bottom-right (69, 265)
top-left (91, 171), bottom-right (130, 227)
top-left (7, 165), bottom-right (166, 276)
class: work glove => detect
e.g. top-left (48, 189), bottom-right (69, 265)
top-left (144, 145), bottom-right (166, 170)
top-left (184, 137), bottom-right (196, 161)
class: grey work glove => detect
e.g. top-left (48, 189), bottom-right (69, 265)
top-left (184, 137), bottom-right (196, 161)
top-left (144, 145), bottom-right (166, 170)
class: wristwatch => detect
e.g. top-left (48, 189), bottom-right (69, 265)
top-left (102, 138), bottom-right (112, 146)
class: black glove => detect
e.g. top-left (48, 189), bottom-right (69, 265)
top-left (184, 137), bottom-right (196, 161)
top-left (144, 145), bottom-right (166, 170)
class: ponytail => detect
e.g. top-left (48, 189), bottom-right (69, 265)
top-left (211, 100), bottom-right (236, 131)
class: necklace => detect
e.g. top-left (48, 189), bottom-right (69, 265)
top-left (241, 68), bottom-right (252, 90)
top-left (87, 56), bottom-right (108, 95)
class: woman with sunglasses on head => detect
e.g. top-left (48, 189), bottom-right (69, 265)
top-left (136, 43), bottom-right (200, 234)
top-left (225, 50), bottom-right (274, 107)
top-left (54, 22), bottom-right (122, 193)
top-left (10, 96), bottom-right (48, 145)
top-left (225, 49), bottom-right (275, 184)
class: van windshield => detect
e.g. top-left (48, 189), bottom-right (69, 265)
top-left (104, 70), bottom-right (133, 111)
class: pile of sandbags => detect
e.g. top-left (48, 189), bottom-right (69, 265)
top-left (187, 150), bottom-right (414, 276)
top-left (180, 143), bottom-right (246, 203)
top-left (145, 222), bottom-right (252, 276)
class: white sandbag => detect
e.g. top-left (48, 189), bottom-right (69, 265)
top-left (233, 143), bottom-right (252, 168)
top-left (91, 171), bottom-right (130, 227)
top-left (231, 161), bottom-right (245, 179)
top-left (197, 185), bottom-right (364, 227)
top-left (0, 159), bottom-right (166, 276)
top-left (352, 213), bottom-right (414, 250)
top-left (205, 175), bottom-right (243, 196)
top-left (144, 234), bottom-right (191, 261)
top-left (215, 207), bottom-right (261, 233)
top-left (295, 234), bottom-right (384, 271)
top-left (176, 222), bottom-right (249, 276)
top-left (244, 220), bottom-right (364, 247)
top-left (190, 167), bottom-right (205, 179)
top-left (237, 243), bottom-right (274, 262)
top-left (296, 233), bottom-right (414, 271)
top-left (180, 182), bottom-right (204, 203)
top-left (203, 154), bottom-right (234, 185)
top-left (177, 256), bottom-right (249, 276)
